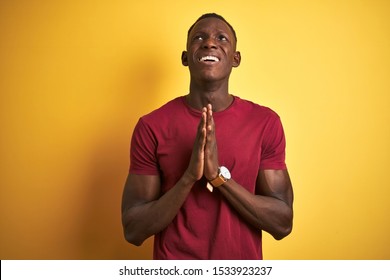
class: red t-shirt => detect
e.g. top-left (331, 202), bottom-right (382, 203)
top-left (129, 96), bottom-right (287, 259)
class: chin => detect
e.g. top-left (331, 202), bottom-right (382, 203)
top-left (198, 71), bottom-right (223, 81)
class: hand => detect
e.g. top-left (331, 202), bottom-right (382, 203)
top-left (203, 104), bottom-right (219, 181)
top-left (184, 107), bottom-right (207, 182)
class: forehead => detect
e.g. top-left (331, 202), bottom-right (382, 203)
top-left (189, 17), bottom-right (233, 36)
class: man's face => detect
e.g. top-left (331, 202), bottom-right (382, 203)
top-left (182, 17), bottom-right (241, 82)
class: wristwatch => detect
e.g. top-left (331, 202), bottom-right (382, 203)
top-left (209, 166), bottom-right (231, 187)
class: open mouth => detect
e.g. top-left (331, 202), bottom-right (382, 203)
top-left (198, 55), bottom-right (220, 62)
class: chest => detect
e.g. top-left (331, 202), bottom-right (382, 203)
top-left (156, 114), bottom-right (266, 192)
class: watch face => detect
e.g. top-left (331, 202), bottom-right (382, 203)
top-left (220, 166), bottom-right (231, 180)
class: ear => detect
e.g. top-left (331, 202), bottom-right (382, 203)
top-left (233, 51), bottom-right (241, 67)
top-left (181, 51), bottom-right (188, 66)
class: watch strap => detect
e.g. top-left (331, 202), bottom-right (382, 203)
top-left (210, 174), bottom-right (226, 188)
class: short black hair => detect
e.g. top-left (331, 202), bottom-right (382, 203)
top-left (187, 13), bottom-right (237, 43)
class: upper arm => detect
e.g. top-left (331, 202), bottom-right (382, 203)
top-left (121, 173), bottom-right (161, 213)
top-left (256, 169), bottom-right (293, 208)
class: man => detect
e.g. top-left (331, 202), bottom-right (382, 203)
top-left (121, 13), bottom-right (293, 260)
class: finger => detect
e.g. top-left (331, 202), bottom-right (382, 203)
top-left (205, 104), bottom-right (213, 133)
top-left (197, 108), bottom-right (206, 133)
top-left (207, 103), bottom-right (213, 113)
top-left (206, 104), bottom-right (215, 136)
top-left (196, 110), bottom-right (207, 148)
top-left (207, 104), bottom-right (213, 124)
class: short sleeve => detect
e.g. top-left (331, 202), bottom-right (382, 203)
top-left (129, 118), bottom-right (160, 175)
top-left (259, 115), bottom-right (287, 170)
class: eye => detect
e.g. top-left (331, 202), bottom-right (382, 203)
top-left (218, 35), bottom-right (228, 41)
top-left (193, 35), bottom-right (204, 41)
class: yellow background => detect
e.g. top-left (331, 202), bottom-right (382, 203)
top-left (1, 0), bottom-right (389, 259)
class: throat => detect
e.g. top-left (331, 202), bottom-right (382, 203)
top-left (186, 91), bottom-right (233, 112)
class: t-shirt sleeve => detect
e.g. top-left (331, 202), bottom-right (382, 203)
top-left (129, 118), bottom-right (160, 175)
top-left (259, 115), bottom-right (287, 170)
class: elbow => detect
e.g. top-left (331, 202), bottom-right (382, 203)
top-left (126, 238), bottom-right (144, 247)
top-left (272, 212), bottom-right (293, 240)
top-left (122, 212), bottom-right (148, 246)
top-left (124, 230), bottom-right (146, 247)
top-left (273, 223), bottom-right (293, 240)
top-left (122, 219), bottom-right (147, 246)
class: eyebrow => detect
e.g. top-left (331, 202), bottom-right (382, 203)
top-left (191, 29), bottom-right (231, 37)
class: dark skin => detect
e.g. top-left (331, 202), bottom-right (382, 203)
top-left (121, 17), bottom-right (294, 246)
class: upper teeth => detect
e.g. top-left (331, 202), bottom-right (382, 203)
top-left (199, 56), bottom-right (219, 62)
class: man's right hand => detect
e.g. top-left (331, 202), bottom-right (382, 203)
top-left (184, 107), bottom-right (207, 183)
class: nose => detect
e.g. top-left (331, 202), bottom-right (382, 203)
top-left (202, 37), bottom-right (217, 49)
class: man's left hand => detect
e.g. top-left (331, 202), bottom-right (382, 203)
top-left (203, 104), bottom-right (219, 181)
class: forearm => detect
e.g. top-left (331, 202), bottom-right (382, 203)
top-left (218, 179), bottom-right (293, 240)
top-left (122, 174), bottom-right (195, 246)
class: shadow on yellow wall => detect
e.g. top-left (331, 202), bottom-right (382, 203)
top-left (73, 53), bottom-right (167, 259)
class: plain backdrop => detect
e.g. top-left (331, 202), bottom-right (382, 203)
top-left (1, 0), bottom-right (389, 259)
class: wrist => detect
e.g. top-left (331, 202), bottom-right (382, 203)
top-left (206, 171), bottom-right (218, 182)
top-left (182, 170), bottom-right (200, 186)
top-left (205, 164), bottom-right (219, 181)
top-left (208, 166), bottom-right (231, 188)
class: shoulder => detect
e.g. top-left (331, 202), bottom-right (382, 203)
top-left (233, 96), bottom-right (281, 121)
top-left (140, 96), bottom-right (186, 124)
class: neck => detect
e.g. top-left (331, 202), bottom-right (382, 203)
top-left (187, 80), bottom-right (233, 112)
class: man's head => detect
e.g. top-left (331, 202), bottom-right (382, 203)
top-left (187, 13), bottom-right (238, 48)
top-left (182, 13), bottom-right (241, 82)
